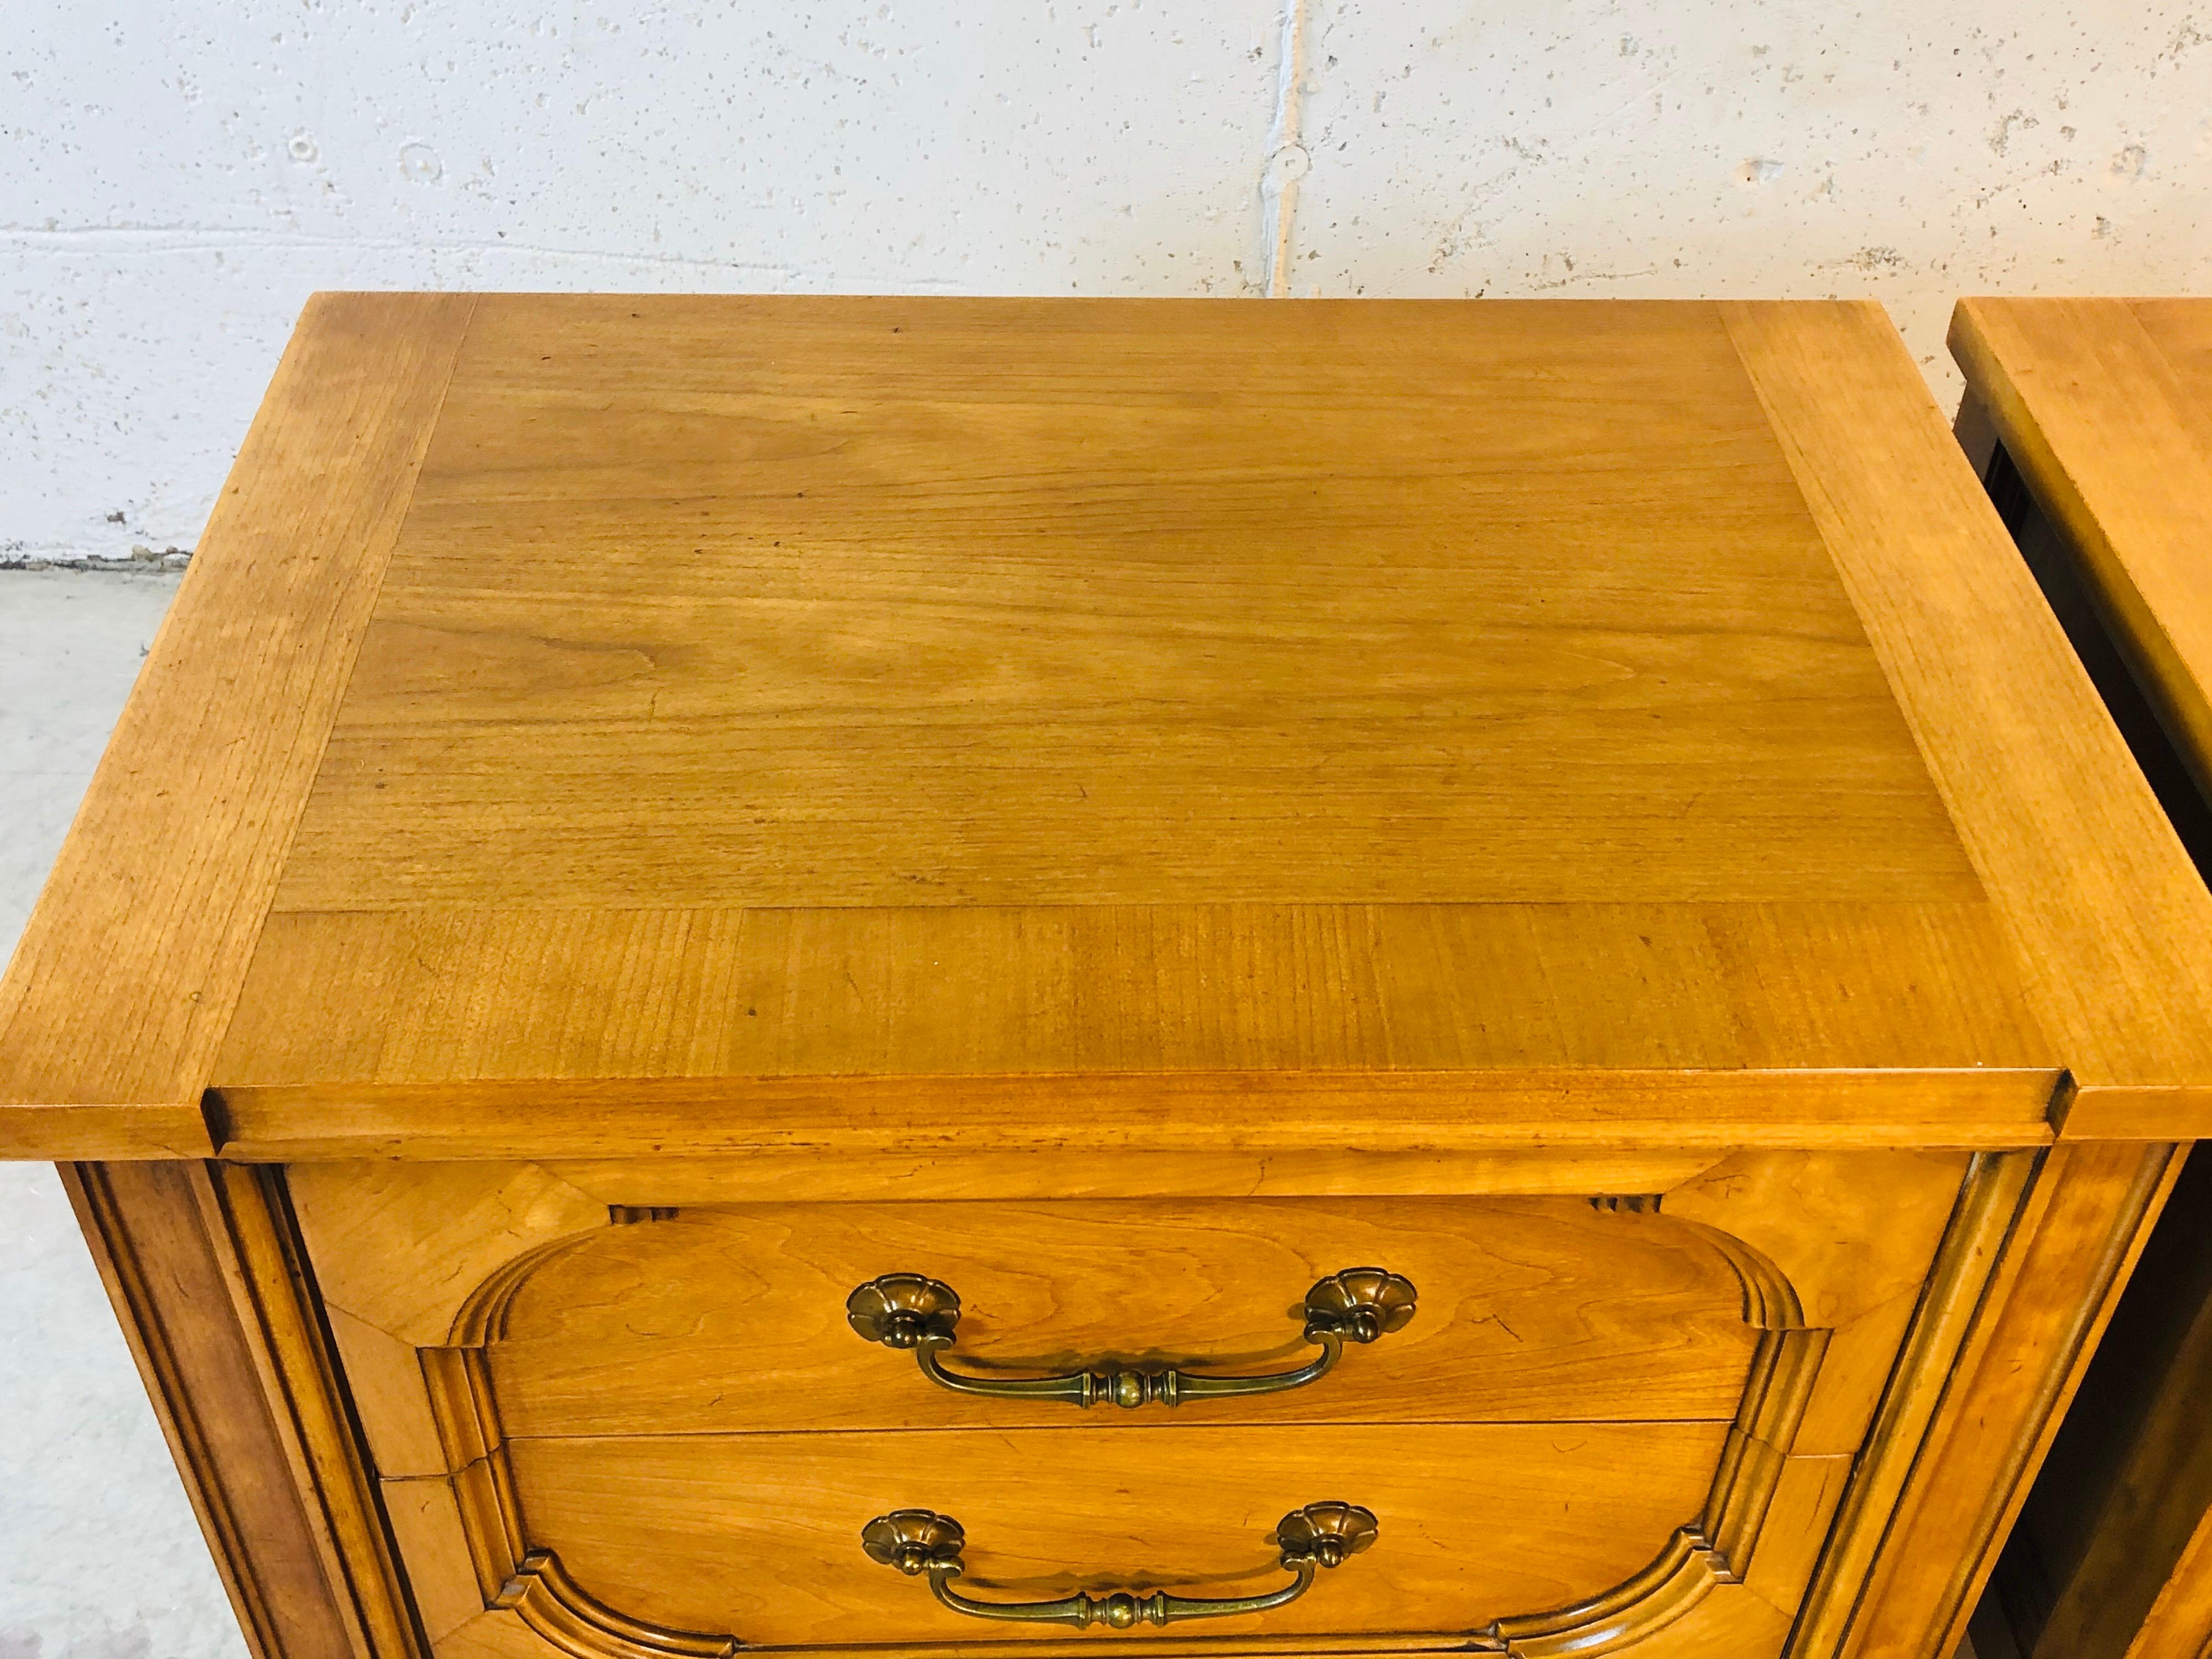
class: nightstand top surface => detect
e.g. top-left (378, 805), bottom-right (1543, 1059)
top-left (1953, 296), bottom-right (2212, 796)
top-left (9, 295), bottom-right (2212, 1159)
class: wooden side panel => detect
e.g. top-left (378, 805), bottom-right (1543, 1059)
top-left (2034, 1304), bottom-right (2212, 1656)
top-left (1724, 300), bottom-right (2212, 1126)
top-left (201, 1162), bottom-right (424, 1659)
top-left (1991, 1147), bottom-right (2212, 1659)
top-left (1814, 1142), bottom-right (2180, 1659)
top-left (0, 292), bottom-right (473, 1154)
top-left (2125, 1506), bottom-right (2212, 1659)
top-left (1790, 1151), bottom-right (2038, 1652)
top-left (61, 1161), bottom-right (419, 1659)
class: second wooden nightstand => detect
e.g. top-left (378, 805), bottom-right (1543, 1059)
top-left (1953, 294), bottom-right (2212, 1659)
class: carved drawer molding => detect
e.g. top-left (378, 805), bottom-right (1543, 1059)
top-left (288, 1148), bottom-right (2026, 1659)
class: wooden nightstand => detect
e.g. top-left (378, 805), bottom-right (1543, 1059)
top-left (1952, 296), bottom-right (2212, 1659)
top-left (6, 296), bottom-right (2210, 1659)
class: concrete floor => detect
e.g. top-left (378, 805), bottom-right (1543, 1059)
top-left (0, 571), bottom-right (245, 1659)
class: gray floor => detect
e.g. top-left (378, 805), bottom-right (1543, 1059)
top-left (0, 571), bottom-right (246, 1659)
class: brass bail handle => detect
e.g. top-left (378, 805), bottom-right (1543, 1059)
top-left (844, 1267), bottom-right (1416, 1408)
top-left (861, 1503), bottom-right (1379, 1629)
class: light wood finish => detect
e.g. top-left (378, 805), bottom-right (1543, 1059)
top-left (1980, 1150), bottom-right (2212, 1659)
top-left (1950, 295), bottom-right (2212, 1138)
top-left (382, 1477), bottom-right (484, 1647)
top-left (216, 1071), bottom-right (2058, 1167)
top-left (61, 1161), bottom-right (418, 1659)
top-left (2041, 1223), bottom-right (2212, 1658)
top-left (505, 1423), bottom-right (1721, 1647)
top-left (13, 297), bottom-right (2209, 1659)
top-left (1812, 1142), bottom-right (2182, 1659)
top-left (181, 293), bottom-right (2199, 1150)
top-left (0, 293), bottom-right (473, 1156)
top-left (1786, 1149), bottom-right (2039, 1646)
top-left (2129, 1506), bottom-right (2212, 1659)
top-left (0, 1104), bottom-right (212, 1161)
top-left (1951, 298), bottom-right (2212, 797)
top-left (216, 902), bottom-right (2043, 1085)
top-left (544, 1150), bottom-right (1738, 1204)
top-left (1948, 295), bottom-right (2212, 1659)
top-left (287, 1148), bottom-right (1976, 1659)
top-left (480, 1199), bottom-right (1762, 1436)
top-left (17, 296), bottom-right (2208, 1152)
top-left (288, 301), bottom-right (1970, 910)
top-left (1725, 299), bottom-right (2212, 1134)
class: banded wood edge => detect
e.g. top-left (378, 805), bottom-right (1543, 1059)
top-left (1949, 298), bottom-right (2212, 795)
top-left (0, 293), bottom-right (474, 1154)
top-left (7, 1066), bottom-right (2063, 1170)
top-left (0, 1102), bottom-right (213, 1160)
top-left (1788, 1147), bottom-right (2039, 1653)
top-left (207, 1068), bottom-right (2060, 1167)
top-left (1724, 300), bottom-right (2212, 1125)
top-left (12, 298), bottom-right (2209, 1153)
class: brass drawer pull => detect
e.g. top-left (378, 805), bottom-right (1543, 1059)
top-left (860, 1502), bottom-right (1378, 1629)
top-left (845, 1267), bottom-right (1416, 1408)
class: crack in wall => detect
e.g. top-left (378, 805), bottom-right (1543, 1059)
top-left (1258, 0), bottom-right (1312, 296)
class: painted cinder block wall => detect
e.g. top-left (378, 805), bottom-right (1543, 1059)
top-left (2, 2), bottom-right (2210, 1656)
top-left (8, 0), bottom-right (2212, 566)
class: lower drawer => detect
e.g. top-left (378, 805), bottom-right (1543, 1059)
top-left (501, 1422), bottom-right (1726, 1646)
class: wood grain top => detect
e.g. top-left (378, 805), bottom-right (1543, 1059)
top-left (1952, 299), bottom-right (2212, 797)
top-left (285, 298), bottom-right (1972, 911)
top-left (12, 295), bottom-right (2212, 1157)
top-left (1951, 297), bottom-right (2212, 1136)
top-left (0, 292), bottom-right (474, 1158)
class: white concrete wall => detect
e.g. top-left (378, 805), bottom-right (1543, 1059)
top-left (4, 2), bottom-right (2210, 1654)
top-left (8, 1), bottom-right (2212, 565)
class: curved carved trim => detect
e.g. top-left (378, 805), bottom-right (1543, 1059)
top-left (1491, 1528), bottom-right (1724, 1657)
top-left (446, 1399), bottom-right (529, 1601)
top-left (1479, 1316), bottom-right (1825, 1654)
top-left (496, 1550), bottom-right (738, 1659)
top-left (425, 1219), bottom-right (760, 1659)
top-left (448, 1231), bottom-right (608, 1348)
top-left (1735, 1326), bottom-right (1829, 1448)
top-left (420, 1200), bottom-right (1826, 1659)
top-left (1701, 1327), bottom-right (1830, 1575)
top-left (1670, 1218), bottom-right (1808, 1331)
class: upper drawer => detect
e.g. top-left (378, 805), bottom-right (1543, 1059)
top-left (479, 1197), bottom-right (1759, 1434)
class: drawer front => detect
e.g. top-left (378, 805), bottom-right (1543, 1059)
top-left (507, 1422), bottom-right (1726, 1647)
top-left (290, 1149), bottom-right (1983, 1659)
top-left (485, 1198), bottom-right (1760, 1434)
